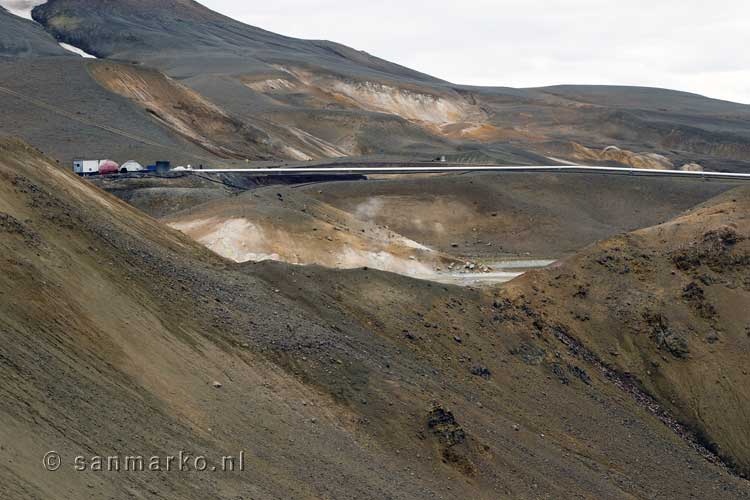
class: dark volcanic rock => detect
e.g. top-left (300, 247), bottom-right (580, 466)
top-left (0, 7), bottom-right (70, 58)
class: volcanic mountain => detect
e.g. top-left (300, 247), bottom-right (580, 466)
top-left (0, 0), bottom-right (749, 169)
top-left (0, 5), bottom-right (68, 57)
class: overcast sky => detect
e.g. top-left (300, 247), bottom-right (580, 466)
top-left (203, 0), bottom-right (749, 104)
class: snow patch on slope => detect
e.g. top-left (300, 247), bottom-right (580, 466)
top-left (59, 42), bottom-right (97, 59)
top-left (0, 0), bottom-right (47, 20)
top-left (1, 1), bottom-right (98, 58)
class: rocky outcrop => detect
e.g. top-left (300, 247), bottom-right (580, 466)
top-left (504, 186), bottom-right (750, 476)
top-left (572, 143), bottom-right (674, 169)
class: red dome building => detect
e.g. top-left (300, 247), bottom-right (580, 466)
top-left (98, 160), bottom-right (119, 175)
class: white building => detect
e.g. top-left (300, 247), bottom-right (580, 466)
top-left (120, 160), bottom-right (144, 173)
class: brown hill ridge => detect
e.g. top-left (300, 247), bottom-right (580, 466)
top-left (1, 137), bottom-right (750, 498)
top-left (502, 185), bottom-right (750, 476)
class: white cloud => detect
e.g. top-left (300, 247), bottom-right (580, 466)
top-left (204, 0), bottom-right (749, 103)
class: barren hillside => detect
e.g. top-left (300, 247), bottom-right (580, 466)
top-left (164, 186), bottom-right (458, 276)
top-left (2, 0), bottom-right (750, 497)
top-left (303, 173), bottom-right (741, 258)
top-left (2, 139), bottom-right (749, 498)
top-left (502, 185), bottom-right (750, 476)
top-left (98, 170), bottom-right (740, 265)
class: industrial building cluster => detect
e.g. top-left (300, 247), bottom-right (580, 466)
top-left (73, 159), bottom-right (172, 176)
